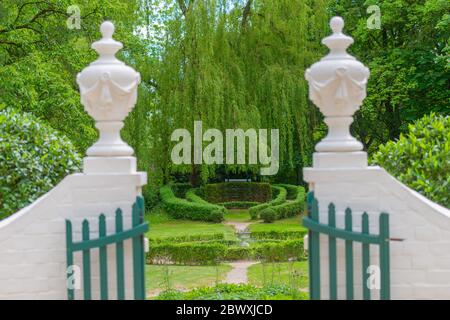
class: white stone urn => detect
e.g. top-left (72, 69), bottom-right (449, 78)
top-left (77, 21), bottom-right (141, 158)
top-left (305, 17), bottom-right (369, 154)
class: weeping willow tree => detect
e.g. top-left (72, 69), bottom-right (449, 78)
top-left (130, 0), bottom-right (330, 186)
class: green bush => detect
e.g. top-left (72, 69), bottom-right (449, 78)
top-left (251, 230), bottom-right (307, 240)
top-left (218, 201), bottom-right (261, 209)
top-left (269, 186), bottom-right (306, 220)
top-left (0, 108), bottom-right (81, 219)
top-left (223, 246), bottom-right (253, 260)
top-left (147, 242), bottom-right (227, 265)
top-left (156, 284), bottom-right (308, 300)
top-left (253, 239), bottom-right (305, 262)
top-left (276, 184), bottom-right (300, 200)
top-left (205, 182), bottom-right (272, 203)
top-left (185, 188), bottom-right (211, 205)
top-left (373, 113), bottom-right (449, 208)
top-left (260, 208), bottom-right (276, 223)
top-left (160, 185), bottom-right (226, 222)
top-left (142, 185), bottom-right (159, 212)
top-left (170, 183), bottom-right (192, 198)
top-left (147, 239), bottom-right (306, 265)
top-left (149, 233), bottom-right (225, 243)
top-left (249, 185), bottom-right (288, 219)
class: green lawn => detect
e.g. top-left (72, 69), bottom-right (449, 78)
top-left (145, 207), bottom-right (236, 240)
top-left (247, 261), bottom-right (309, 289)
top-left (224, 209), bottom-right (252, 222)
top-left (146, 264), bottom-right (232, 293)
top-left (248, 215), bottom-right (307, 233)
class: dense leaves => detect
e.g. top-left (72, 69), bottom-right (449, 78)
top-left (373, 114), bottom-right (450, 208)
top-left (0, 108), bottom-right (81, 219)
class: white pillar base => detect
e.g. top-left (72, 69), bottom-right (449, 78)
top-left (83, 157), bottom-right (137, 174)
top-left (313, 151), bottom-right (367, 169)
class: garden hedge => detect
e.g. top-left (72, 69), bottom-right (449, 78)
top-left (266, 186), bottom-right (306, 222)
top-left (160, 184), bottom-right (226, 222)
top-left (250, 230), bottom-right (308, 240)
top-left (217, 201), bottom-right (261, 209)
top-left (249, 185), bottom-right (288, 219)
top-left (147, 239), bottom-right (306, 265)
top-left (149, 233), bottom-right (225, 243)
top-left (205, 182), bottom-right (272, 203)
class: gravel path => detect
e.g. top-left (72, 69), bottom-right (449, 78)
top-left (224, 261), bottom-right (258, 284)
top-left (225, 221), bottom-right (251, 233)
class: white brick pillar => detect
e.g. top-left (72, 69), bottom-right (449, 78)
top-left (302, 17), bottom-right (450, 300)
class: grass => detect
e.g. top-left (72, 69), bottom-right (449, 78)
top-left (224, 209), bottom-right (252, 222)
top-left (145, 206), bottom-right (236, 240)
top-left (248, 215), bottom-right (307, 233)
top-left (247, 261), bottom-right (309, 289)
top-left (145, 264), bottom-right (232, 294)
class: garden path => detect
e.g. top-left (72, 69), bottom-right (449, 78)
top-left (224, 261), bottom-right (258, 284)
top-left (225, 221), bottom-right (251, 233)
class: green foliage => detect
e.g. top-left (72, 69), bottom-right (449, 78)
top-left (0, 108), bottom-right (81, 219)
top-left (185, 188), bottom-right (210, 205)
top-left (249, 185), bottom-right (288, 219)
top-left (276, 184), bottom-right (301, 200)
top-left (253, 239), bottom-right (305, 262)
top-left (147, 239), bottom-right (306, 265)
top-left (156, 284), bottom-right (308, 300)
top-left (159, 184), bottom-right (226, 222)
top-left (332, 0), bottom-right (450, 154)
top-left (260, 208), bottom-right (276, 223)
top-left (251, 230), bottom-right (308, 240)
top-left (218, 201), bottom-right (261, 209)
top-left (148, 242), bottom-right (226, 265)
top-left (148, 233), bottom-right (225, 244)
top-left (205, 182), bottom-right (272, 203)
top-left (142, 185), bottom-right (160, 212)
top-left (373, 113), bottom-right (450, 208)
top-left (251, 185), bottom-right (305, 221)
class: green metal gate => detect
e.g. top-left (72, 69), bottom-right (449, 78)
top-left (65, 196), bottom-right (149, 300)
top-left (303, 192), bottom-right (390, 300)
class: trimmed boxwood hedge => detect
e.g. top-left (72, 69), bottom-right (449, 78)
top-left (147, 239), bottom-right (306, 265)
top-left (160, 184), bottom-right (226, 222)
top-left (251, 230), bottom-right (308, 240)
top-left (250, 185), bottom-right (306, 221)
top-left (276, 184), bottom-right (300, 200)
top-left (205, 182), bottom-right (272, 203)
top-left (217, 201), bottom-right (261, 209)
top-left (149, 233), bottom-right (225, 243)
top-left (249, 185), bottom-right (289, 220)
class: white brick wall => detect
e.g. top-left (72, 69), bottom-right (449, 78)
top-left (0, 171), bottom-right (146, 300)
top-left (304, 165), bottom-right (450, 300)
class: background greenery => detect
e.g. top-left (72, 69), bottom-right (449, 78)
top-left (0, 0), bottom-right (449, 217)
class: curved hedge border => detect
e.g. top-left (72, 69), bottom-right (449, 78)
top-left (250, 230), bottom-right (308, 240)
top-left (146, 239), bottom-right (306, 265)
top-left (160, 184), bottom-right (226, 222)
top-left (217, 201), bottom-right (261, 209)
top-left (249, 185), bottom-right (288, 219)
top-left (250, 185), bottom-right (306, 221)
top-left (149, 233), bottom-right (225, 243)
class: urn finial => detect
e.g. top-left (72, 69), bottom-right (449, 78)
top-left (305, 16), bottom-right (369, 160)
top-left (77, 21), bottom-right (141, 163)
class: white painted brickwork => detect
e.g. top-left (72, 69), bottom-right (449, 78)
top-left (0, 171), bottom-right (146, 299)
top-left (304, 166), bottom-right (450, 300)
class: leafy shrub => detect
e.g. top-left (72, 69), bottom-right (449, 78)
top-left (160, 185), bottom-right (226, 222)
top-left (147, 242), bottom-right (227, 265)
top-left (276, 184), bottom-right (300, 200)
top-left (373, 113), bottom-right (449, 208)
top-left (251, 230), bottom-right (308, 240)
top-left (269, 186), bottom-right (306, 220)
top-left (253, 239), bottom-right (305, 262)
top-left (185, 188), bottom-right (211, 205)
top-left (260, 208), bottom-right (276, 223)
top-left (205, 182), bottom-right (272, 203)
top-left (170, 183), bottom-right (192, 198)
top-left (142, 185), bottom-right (159, 212)
top-left (223, 246), bottom-right (253, 260)
top-left (147, 239), bottom-right (306, 265)
top-left (249, 185), bottom-right (288, 219)
top-left (156, 284), bottom-right (308, 300)
top-left (0, 108), bottom-right (81, 219)
top-left (218, 201), bottom-right (261, 209)
top-left (149, 233), bottom-right (225, 243)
